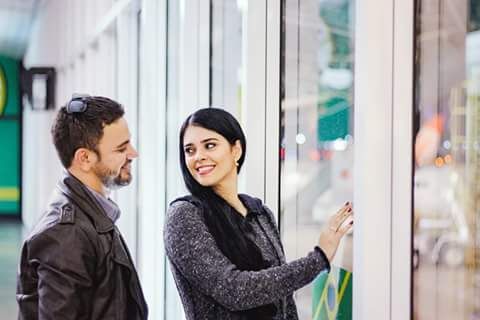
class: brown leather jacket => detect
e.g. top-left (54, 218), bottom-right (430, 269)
top-left (16, 173), bottom-right (148, 320)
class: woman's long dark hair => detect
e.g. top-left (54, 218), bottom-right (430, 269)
top-left (179, 108), bottom-right (276, 319)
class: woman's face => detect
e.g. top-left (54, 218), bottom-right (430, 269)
top-left (183, 125), bottom-right (241, 188)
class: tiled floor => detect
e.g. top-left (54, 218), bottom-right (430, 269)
top-left (414, 263), bottom-right (480, 320)
top-left (0, 220), bottom-right (23, 320)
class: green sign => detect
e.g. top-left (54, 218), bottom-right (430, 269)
top-left (316, 2), bottom-right (353, 143)
top-left (317, 95), bottom-right (350, 142)
top-left (312, 266), bottom-right (352, 320)
top-left (0, 56), bottom-right (20, 116)
top-left (0, 121), bottom-right (20, 213)
top-left (0, 56), bottom-right (20, 215)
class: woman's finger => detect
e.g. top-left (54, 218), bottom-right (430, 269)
top-left (330, 203), bottom-right (352, 228)
top-left (337, 214), bottom-right (354, 235)
top-left (328, 209), bottom-right (346, 232)
top-left (337, 208), bottom-right (353, 228)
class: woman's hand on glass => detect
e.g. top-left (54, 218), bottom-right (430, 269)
top-left (318, 202), bottom-right (354, 262)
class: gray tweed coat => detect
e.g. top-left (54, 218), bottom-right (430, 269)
top-left (163, 194), bottom-right (330, 320)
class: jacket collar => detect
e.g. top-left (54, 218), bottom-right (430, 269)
top-left (172, 193), bottom-right (267, 217)
top-left (238, 194), bottom-right (265, 216)
top-left (56, 171), bottom-right (115, 233)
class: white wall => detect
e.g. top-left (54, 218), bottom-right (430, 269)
top-left (22, 0), bottom-right (65, 230)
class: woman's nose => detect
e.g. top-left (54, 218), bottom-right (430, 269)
top-left (194, 150), bottom-right (206, 161)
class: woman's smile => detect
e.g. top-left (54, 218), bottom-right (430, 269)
top-left (183, 125), bottom-right (241, 187)
top-left (196, 164), bottom-right (215, 176)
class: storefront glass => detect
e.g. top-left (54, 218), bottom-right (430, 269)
top-left (413, 1), bottom-right (480, 318)
top-left (280, 0), bottom-right (355, 318)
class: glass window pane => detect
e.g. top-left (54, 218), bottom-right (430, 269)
top-left (280, 0), bottom-right (355, 318)
top-left (210, 0), bottom-right (243, 118)
top-left (413, 1), bottom-right (480, 319)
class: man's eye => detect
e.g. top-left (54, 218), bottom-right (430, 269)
top-left (117, 148), bottom-right (127, 153)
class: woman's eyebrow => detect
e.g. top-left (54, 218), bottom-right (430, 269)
top-left (184, 137), bottom-right (219, 148)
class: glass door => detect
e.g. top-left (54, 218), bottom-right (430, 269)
top-left (413, 0), bottom-right (480, 319)
top-left (280, 0), bottom-right (355, 318)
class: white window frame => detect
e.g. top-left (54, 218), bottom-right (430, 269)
top-left (137, 0), bottom-right (168, 319)
top-left (241, 0), bottom-right (281, 219)
top-left (240, 0), bottom-right (267, 200)
top-left (265, 0), bottom-right (281, 216)
top-left (391, 0), bottom-right (414, 319)
top-left (261, 0), bottom-right (415, 319)
top-left (353, 0), bottom-right (413, 319)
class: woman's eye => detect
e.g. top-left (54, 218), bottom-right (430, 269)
top-left (184, 147), bottom-right (193, 155)
top-left (117, 148), bottom-right (127, 153)
top-left (205, 143), bottom-right (216, 149)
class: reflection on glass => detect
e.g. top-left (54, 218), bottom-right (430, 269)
top-left (280, 0), bottom-right (355, 318)
top-left (211, 0), bottom-right (243, 118)
top-left (413, 1), bottom-right (480, 319)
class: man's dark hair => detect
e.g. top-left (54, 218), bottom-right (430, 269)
top-left (51, 96), bottom-right (125, 168)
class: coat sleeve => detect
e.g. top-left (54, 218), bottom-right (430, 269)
top-left (26, 224), bottom-right (97, 320)
top-left (164, 201), bottom-right (330, 311)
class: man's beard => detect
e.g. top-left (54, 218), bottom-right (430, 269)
top-left (93, 160), bottom-right (133, 190)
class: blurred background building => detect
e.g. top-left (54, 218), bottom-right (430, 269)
top-left (0, 0), bottom-right (478, 319)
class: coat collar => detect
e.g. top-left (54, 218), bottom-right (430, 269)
top-left (172, 193), bottom-right (267, 218)
top-left (56, 171), bottom-right (114, 233)
top-left (238, 193), bottom-right (265, 216)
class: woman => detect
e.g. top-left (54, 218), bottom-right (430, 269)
top-left (164, 108), bottom-right (353, 320)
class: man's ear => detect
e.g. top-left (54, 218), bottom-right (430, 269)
top-left (72, 148), bottom-right (97, 171)
top-left (232, 140), bottom-right (243, 162)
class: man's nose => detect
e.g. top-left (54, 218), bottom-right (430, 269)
top-left (128, 144), bottom-right (139, 159)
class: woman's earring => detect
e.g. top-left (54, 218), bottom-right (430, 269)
top-left (235, 160), bottom-right (239, 167)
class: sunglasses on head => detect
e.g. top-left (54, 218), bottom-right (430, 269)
top-left (66, 93), bottom-right (91, 113)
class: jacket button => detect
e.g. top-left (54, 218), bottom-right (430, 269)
top-left (61, 206), bottom-right (74, 223)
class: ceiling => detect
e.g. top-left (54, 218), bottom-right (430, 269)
top-left (0, 0), bottom-right (40, 60)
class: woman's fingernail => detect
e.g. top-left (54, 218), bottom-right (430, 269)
top-left (345, 201), bottom-right (350, 205)
top-left (350, 221), bottom-right (354, 225)
top-left (348, 208), bottom-right (352, 212)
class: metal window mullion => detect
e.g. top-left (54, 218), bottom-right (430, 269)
top-left (198, 0), bottom-right (210, 106)
top-left (265, 0), bottom-right (281, 220)
top-left (137, 0), bottom-right (168, 319)
top-left (241, 0), bottom-right (267, 200)
top-left (353, 0), bottom-right (395, 318)
top-left (391, 0), bottom-right (414, 319)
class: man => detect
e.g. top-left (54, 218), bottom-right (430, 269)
top-left (16, 94), bottom-right (148, 320)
